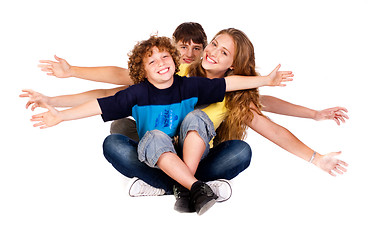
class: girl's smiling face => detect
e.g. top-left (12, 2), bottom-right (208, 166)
top-left (143, 47), bottom-right (176, 89)
top-left (201, 34), bottom-right (235, 78)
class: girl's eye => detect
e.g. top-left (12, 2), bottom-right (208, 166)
top-left (149, 60), bottom-right (154, 65)
top-left (222, 51), bottom-right (228, 56)
top-left (211, 41), bottom-right (217, 47)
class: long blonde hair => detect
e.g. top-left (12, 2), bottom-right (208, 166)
top-left (188, 28), bottom-right (263, 145)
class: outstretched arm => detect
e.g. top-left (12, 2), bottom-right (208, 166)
top-left (31, 100), bottom-right (102, 129)
top-left (224, 64), bottom-right (293, 91)
top-left (38, 55), bottom-right (134, 85)
top-left (20, 86), bottom-right (127, 109)
top-left (260, 95), bottom-right (349, 125)
top-left (248, 107), bottom-right (348, 176)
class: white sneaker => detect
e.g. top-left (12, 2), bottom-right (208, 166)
top-left (206, 179), bottom-right (232, 202)
top-left (128, 178), bottom-right (166, 197)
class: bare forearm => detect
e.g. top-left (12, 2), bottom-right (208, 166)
top-left (225, 75), bottom-right (269, 91)
top-left (60, 99), bottom-right (102, 122)
top-left (260, 95), bottom-right (317, 119)
top-left (48, 86), bottom-right (127, 108)
top-left (70, 66), bottom-right (134, 85)
top-left (249, 112), bottom-right (316, 161)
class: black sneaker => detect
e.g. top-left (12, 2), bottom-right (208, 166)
top-left (190, 181), bottom-right (218, 215)
top-left (173, 184), bottom-right (195, 213)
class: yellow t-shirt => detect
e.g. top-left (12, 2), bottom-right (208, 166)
top-left (178, 64), bottom-right (229, 145)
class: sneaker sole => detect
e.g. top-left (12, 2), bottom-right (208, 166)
top-left (197, 199), bottom-right (216, 216)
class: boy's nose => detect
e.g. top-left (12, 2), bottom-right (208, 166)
top-left (157, 59), bottom-right (164, 66)
top-left (186, 48), bottom-right (193, 57)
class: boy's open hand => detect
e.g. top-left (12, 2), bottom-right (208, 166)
top-left (31, 104), bottom-right (62, 129)
top-left (19, 89), bottom-right (49, 111)
top-left (314, 107), bottom-right (349, 125)
top-left (38, 55), bottom-right (72, 78)
top-left (267, 64), bottom-right (294, 87)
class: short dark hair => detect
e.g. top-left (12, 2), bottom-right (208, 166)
top-left (172, 22), bottom-right (207, 48)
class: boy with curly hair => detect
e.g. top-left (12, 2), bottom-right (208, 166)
top-left (28, 35), bottom-right (290, 215)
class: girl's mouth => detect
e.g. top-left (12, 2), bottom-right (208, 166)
top-left (205, 54), bottom-right (217, 64)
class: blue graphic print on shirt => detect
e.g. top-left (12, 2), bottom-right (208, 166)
top-left (155, 109), bottom-right (179, 128)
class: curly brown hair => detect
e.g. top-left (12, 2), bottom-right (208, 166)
top-left (128, 35), bottom-right (181, 84)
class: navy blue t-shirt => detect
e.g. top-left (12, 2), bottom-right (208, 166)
top-left (97, 74), bottom-right (226, 139)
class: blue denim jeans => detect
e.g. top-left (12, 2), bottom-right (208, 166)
top-left (103, 134), bottom-right (251, 195)
top-left (103, 109), bottom-right (252, 195)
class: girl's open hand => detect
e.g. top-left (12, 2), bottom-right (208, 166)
top-left (267, 64), bottom-right (294, 87)
top-left (31, 104), bottom-right (62, 129)
top-left (38, 55), bottom-right (72, 78)
top-left (20, 89), bottom-right (49, 111)
top-left (313, 151), bottom-right (348, 176)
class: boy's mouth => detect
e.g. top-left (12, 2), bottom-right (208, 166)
top-left (183, 58), bottom-right (193, 64)
top-left (158, 67), bottom-right (170, 75)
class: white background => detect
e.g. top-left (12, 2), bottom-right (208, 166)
top-left (1, 0), bottom-right (367, 239)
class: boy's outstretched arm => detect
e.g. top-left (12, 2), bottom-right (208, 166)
top-left (38, 55), bottom-right (134, 85)
top-left (31, 100), bottom-right (102, 129)
top-left (21, 87), bottom-right (127, 110)
top-left (224, 64), bottom-right (293, 91)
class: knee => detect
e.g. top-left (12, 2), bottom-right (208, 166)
top-left (103, 134), bottom-right (123, 153)
top-left (138, 130), bottom-right (176, 168)
top-left (233, 141), bottom-right (252, 169)
top-left (103, 134), bottom-right (137, 161)
top-left (221, 140), bottom-right (252, 170)
top-left (181, 110), bottom-right (207, 131)
top-left (180, 110), bottom-right (215, 145)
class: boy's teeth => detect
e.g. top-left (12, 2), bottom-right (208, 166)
top-left (159, 68), bottom-right (169, 74)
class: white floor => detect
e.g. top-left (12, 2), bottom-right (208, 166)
top-left (2, 0), bottom-right (367, 239)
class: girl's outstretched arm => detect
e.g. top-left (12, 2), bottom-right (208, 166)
top-left (248, 107), bottom-right (348, 176)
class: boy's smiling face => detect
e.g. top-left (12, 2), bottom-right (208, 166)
top-left (144, 46), bottom-right (176, 89)
top-left (176, 40), bottom-right (203, 64)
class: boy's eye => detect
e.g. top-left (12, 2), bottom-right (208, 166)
top-left (149, 60), bottom-right (155, 65)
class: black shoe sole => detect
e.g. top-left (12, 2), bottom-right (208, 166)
top-left (197, 199), bottom-right (216, 216)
